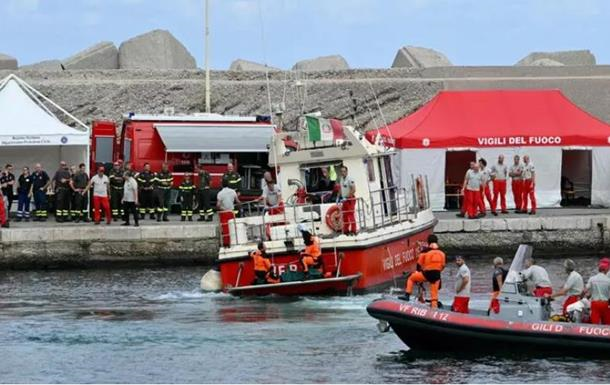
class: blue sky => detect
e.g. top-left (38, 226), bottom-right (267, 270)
top-left (1, 0), bottom-right (609, 68)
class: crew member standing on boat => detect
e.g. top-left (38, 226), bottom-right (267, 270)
top-left (509, 155), bottom-right (523, 213)
top-left (452, 256), bottom-right (471, 314)
top-left (404, 234), bottom-right (446, 309)
top-left (222, 163), bottom-right (242, 194)
top-left (489, 257), bottom-right (508, 314)
top-left (548, 259), bottom-right (584, 315)
top-left (340, 166), bottom-right (357, 235)
top-left (490, 155), bottom-right (509, 215)
top-left (251, 242), bottom-right (272, 284)
top-left (300, 229), bottom-right (322, 277)
top-left (520, 257), bottom-right (552, 297)
top-left (478, 159), bottom-right (493, 215)
top-left (217, 180), bottom-right (241, 247)
top-left (585, 258), bottom-right (610, 325)
top-left (457, 162), bottom-right (483, 219)
top-left (521, 155), bottom-right (537, 215)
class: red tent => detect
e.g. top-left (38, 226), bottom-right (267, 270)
top-left (370, 90), bottom-right (610, 148)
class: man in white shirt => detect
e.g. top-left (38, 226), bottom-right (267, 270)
top-left (478, 158), bottom-right (493, 215)
top-left (585, 258), bottom-right (610, 325)
top-left (549, 259), bottom-right (583, 315)
top-left (509, 155), bottom-right (523, 213)
top-left (490, 154), bottom-right (509, 215)
top-left (84, 166), bottom-right (111, 225)
top-left (452, 256), bottom-right (471, 314)
top-left (521, 155), bottom-right (537, 215)
top-left (121, 171), bottom-right (139, 227)
top-left (261, 180), bottom-right (283, 215)
top-left (217, 180), bottom-right (241, 247)
top-left (520, 257), bottom-right (552, 297)
top-left (457, 162), bottom-right (484, 219)
top-left (340, 166), bottom-right (357, 235)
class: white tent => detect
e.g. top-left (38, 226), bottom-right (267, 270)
top-left (0, 74), bottom-right (90, 174)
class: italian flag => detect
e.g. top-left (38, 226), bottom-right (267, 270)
top-left (306, 116), bottom-right (345, 142)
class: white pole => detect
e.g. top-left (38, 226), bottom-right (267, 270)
top-left (204, 0), bottom-right (211, 114)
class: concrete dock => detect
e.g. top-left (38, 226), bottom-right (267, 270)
top-left (1, 208), bottom-right (609, 268)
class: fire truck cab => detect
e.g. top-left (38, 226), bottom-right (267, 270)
top-left (91, 113), bottom-right (275, 210)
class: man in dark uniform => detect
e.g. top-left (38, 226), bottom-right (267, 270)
top-left (137, 163), bottom-right (156, 220)
top-left (108, 162), bottom-right (124, 221)
top-left (178, 173), bottom-right (195, 222)
top-left (52, 161), bottom-right (72, 222)
top-left (222, 163), bottom-right (242, 193)
top-left (31, 163), bottom-right (50, 221)
top-left (154, 163), bottom-right (173, 222)
top-left (70, 163), bottom-right (90, 223)
top-left (1, 164), bottom-right (16, 215)
top-left (197, 166), bottom-right (213, 222)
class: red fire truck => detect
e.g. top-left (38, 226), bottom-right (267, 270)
top-left (90, 113), bottom-right (276, 209)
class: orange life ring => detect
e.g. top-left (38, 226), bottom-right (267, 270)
top-left (325, 205), bottom-right (342, 232)
top-left (416, 177), bottom-right (425, 209)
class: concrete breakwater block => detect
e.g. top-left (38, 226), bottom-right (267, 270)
top-left (0, 53), bottom-right (18, 70)
top-left (516, 50), bottom-right (596, 66)
top-left (229, 59), bottom-right (280, 71)
top-left (21, 59), bottom-right (63, 71)
top-left (292, 55), bottom-right (349, 71)
top-left (62, 42), bottom-right (119, 70)
top-left (391, 46), bottom-right (452, 68)
top-left (119, 29), bottom-right (196, 70)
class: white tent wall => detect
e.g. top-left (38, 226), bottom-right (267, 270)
top-left (476, 147), bottom-right (562, 209)
top-left (0, 146), bottom-right (87, 173)
top-left (592, 148), bottom-right (610, 207)
top-left (396, 149), bottom-right (446, 210)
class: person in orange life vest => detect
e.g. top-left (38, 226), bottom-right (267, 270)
top-left (403, 234), bottom-right (446, 309)
top-left (490, 154), bottom-right (509, 215)
top-left (547, 259), bottom-right (584, 316)
top-left (456, 162), bottom-right (484, 219)
top-left (585, 258), bottom-right (610, 325)
top-left (452, 256), bottom-right (471, 314)
top-left (478, 158), bottom-right (493, 215)
top-left (521, 155), bottom-right (537, 215)
top-left (339, 165), bottom-right (357, 235)
top-left (489, 257), bottom-right (507, 314)
top-left (519, 257), bottom-right (552, 297)
top-left (300, 229), bottom-right (322, 276)
top-left (509, 155), bottom-right (524, 213)
top-left (251, 241), bottom-right (272, 284)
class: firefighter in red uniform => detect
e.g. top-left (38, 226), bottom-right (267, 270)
top-left (456, 162), bottom-right (484, 219)
top-left (490, 154), bottom-right (509, 215)
top-left (509, 155), bottom-right (523, 213)
top-left (478, 158), bottom-right (493, 215)
top-left (585, 258), bottom-right (610, 325)
top-left (521, 155), bottom-right (536, 215)
top-left (403, 234), bottom-right (446, 309)
top-left (339, 165), bottom-right (357, 234)
top-left (548, 259), bottom-right (584, 316)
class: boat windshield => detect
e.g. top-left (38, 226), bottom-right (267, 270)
top-left (504, 244), bottom-right (533, 284)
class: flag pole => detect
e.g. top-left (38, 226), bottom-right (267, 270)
top-left (204, 0), bottom-right (211, 113)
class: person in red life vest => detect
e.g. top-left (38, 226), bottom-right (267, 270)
top-left (521, 155), bottom-right (537, 215)
top-left (456, 162), bottom-right (484, 219)
top-left (509, 155), bottom-right (524, 213)
top-left (489, 257), bottom-right (508, 314)
top-left (300, 229), bottom-right (322, 278)
top-left (490, 154), bottom-right (509, 215)
top-left (339, 165), bottom-right (357, 235)
top-left (519, 257), bottom-right (552, 297)
top-left (0, 188), bottom-right (8, 228)
top-left (478, 158), bottom-right (493, 215)
top-left (548, 259), bottom-right (584, 316)
top-left (584, 258), bottom-right (610, 325)
top-left (403, 234), bottom-right (446, 309)
top-left (251, 242), bottom-right (272, 285)
top-left (452, 256), bottom-right (471, 314)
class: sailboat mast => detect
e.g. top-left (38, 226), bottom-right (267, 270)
top-left (204, 0), bottom-right (211, 113)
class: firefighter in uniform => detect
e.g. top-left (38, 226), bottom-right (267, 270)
top-left (197, 166), bottom-right (213, 222)
top-left (222, 163), bottom-right (242, 193)
top-left (521, 155), bottom-right (537, 215)
top-left (31, 163), bottom-right (50, 221)
top-left (70, 163), bottom-right (90, 223)
top-left (509, 155), bottom-right (524, 213)
top-left (153, 163), bottom-right (173, 222)
top-left (52, 161), bottom-right (72, 222)
top-left (137, 163), bottom-right (156, 220)
top-left (178, 172), bottom-right (195, 221)
top-left (109, 162), bottom-right (124, 221)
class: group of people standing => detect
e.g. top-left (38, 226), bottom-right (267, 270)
top-left (457, 154), bottom-right (537, 219)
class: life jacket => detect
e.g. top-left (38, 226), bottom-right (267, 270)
top-left (304, 236), bottom-right (321, 260)
top-left (251, 250), bottom-right (270, 272)
top-left (417, 245), bottom-right (446, 272)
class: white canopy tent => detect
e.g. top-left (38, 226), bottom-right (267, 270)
top-left (0, 74), bottom-right (89, 175)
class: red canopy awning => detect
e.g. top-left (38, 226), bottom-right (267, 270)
top-left (369, 90), bottom-right (610, 148)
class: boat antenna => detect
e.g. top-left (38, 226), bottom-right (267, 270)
top-left (257, 0), bottom-right (273, 120)
top-left (367, 78), bottom-right (393, 145)
top-left (204, 0), bottom-right (211, 113)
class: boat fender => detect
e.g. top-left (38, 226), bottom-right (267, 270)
top-left (325, 204), bottom-right (342, 232)
top-left (201, 269), bottom-right (222, 292)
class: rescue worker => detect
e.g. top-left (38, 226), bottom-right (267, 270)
top-left (197, 166), bottom-right (213, 222)
top-left (261, 180), bottom-right (284, 215)
top-left (584, 258), bottom-right (610, 325)
top-left (136, 163), bottom-right (156, 220)
top-left (509, 155), bottom-right (523, 213)
top-left (520, 257), bottom-right (552, 297)
top-left (521, 155), bottom-right (537, 215)
top-left (68, 165), bottom-right (78, 220)
top-left (31, 163), bottom-right (50, 221)
top-left (489, 257), bottom-right (508, 314)
top-left (178, 172), bottom-right (195, 222)
top-left (52, 161), bottom-right (72, 222)
top-left (261, 170), bottom-right (273, 191)
top-left (16, 167), bottom-right (33, 222)
top-left (490, 154), bottom-right (509, 215)
top-left (457, 162), bottom-right (484, 219)
top-left (251, 241), bottom-right (272, 284)
top-left (478, 158), bottom-right (493, 215)
top-left (83, 166), bottom-right (112, 225)
top-left (339, 165), bottom-right (357, 235)
top-left (300, 229), bottom-right (322, 277)
top-left (217, 180), bottom-right (241, 247)
top-left (108, 162), bottom-right (125, 221)
top-left (403, 234), bottom-right (446, 309)
top-left (0, 188), bottom-right (8, 228)
top-left (452, 256), bottom-right (471, 314)
top-left (70, 163), bottom-right (90, 223)
top-left (222, 163), bottom-right (242, 193)
top-left (548, 259), bottom-right (584, 316)
top-left (154, 163), bottom-right (173, 222)
top-left (0, 164), bottom-right (15, 215)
